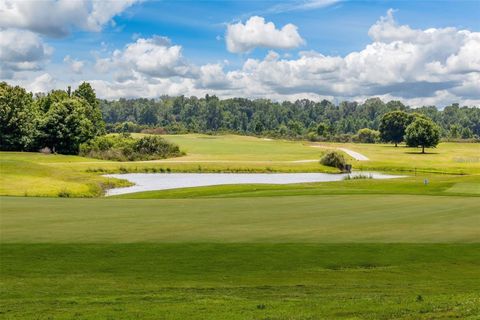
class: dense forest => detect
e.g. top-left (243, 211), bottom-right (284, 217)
top-left (100, 96), bottom-right (480, 141)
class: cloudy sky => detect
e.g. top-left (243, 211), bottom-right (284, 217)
top-left (1, 0), bottom-right (479, 107)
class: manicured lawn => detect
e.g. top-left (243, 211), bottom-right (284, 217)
top-left (1, 136), bottom-right (479, 319)
top-left (1, 195), bottom-right (479, 243)
top-left (1, 244), bottom-right (479, 319)
top-left (314, 141), bottom-right (480, 174)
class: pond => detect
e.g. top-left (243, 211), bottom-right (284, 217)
top-left (104, 172), bottom-right (404, 196)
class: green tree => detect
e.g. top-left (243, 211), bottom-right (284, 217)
top-left (73, 82), bottom-right (105, 135)
top-left (449, 124), bottom-right (461, 139)
top-left (0, 82), bottom-right (38, 151)
top-left (461, 127), bottom-right (473, 139)
top-left (39, 98), bottom-right (96, 154)
top-left (316, 122), bottom-right (329, 137)
top-left (405, 118), bottom-right (441, 154)
top-left (379, 111), bottom-right (414, 147)
top-left (356, 128), bottom-right (380, 143)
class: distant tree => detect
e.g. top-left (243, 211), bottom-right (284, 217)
top-left (461, 127), bottom-right (473, 139)
top-left (317, 122), bottom-right (329, 137)
top-left (356, 128), bottom-right (380, 143)
top-left (379, 111), bottom-right (414, 146)
top-left (139, 104), bottom-right (158, 125)
top-left (0, 82), bottom-right (38, 151)
top-left (73, 82), bottom-right (105, 135)
top-left (405, 118), bottom-right (441, 154)
top-left (39, 98), bottom-right (96, 154)
top-left (386, 100), bottom-right (407, 111)
top-left (449, 124), bottom-right (461, 139)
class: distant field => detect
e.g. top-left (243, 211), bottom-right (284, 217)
top-left (1, 134), bottom-right (479, 197)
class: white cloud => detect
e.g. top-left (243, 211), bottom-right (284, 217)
top-left (269, 0), bottom-right (341, 13)
top-left (0, 29), bottom-right (53, 78)
top-left (25, 73), bottom-right (56, 93)
top-left (0, 0), bottom-right (140, 37)
top-left (226, 16), bottom-right (305, 53)
top-left (4, 10), bottom-right (479, 107)
top-left (64, 55), bottom-right (85, 74)
top-left (96, 36), bottom-right (196, 80)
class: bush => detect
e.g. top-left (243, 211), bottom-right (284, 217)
top-left (354, 128), bottom-right (380, 143)
top-left (320, 151), bottom-right (346, 171)
top-left (79, 134), bottom-right (183, 161)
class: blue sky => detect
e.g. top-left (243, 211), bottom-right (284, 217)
top-left (1, 0), bottom-right (479, 106)
top-left (48, 0), bottom-right (480, 65)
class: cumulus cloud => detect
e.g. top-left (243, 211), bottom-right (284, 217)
top-left (226, 16), bottom-right (305, 53)
top-left (0, 0), bottom-right (140, 37)
top-left (0, 29), bottom-right (53, 78)
top-left (64, 55), bottom-right (85, 74)
top-left (95, 36), bottom-right (196, 81)
top-left (216, 10), bottom-right (480, 104)
top-left (4, 10), bottom-right (480, 107)
top-left (25, 73), bottom-right (56, 93)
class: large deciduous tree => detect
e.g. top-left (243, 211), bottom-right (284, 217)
top-left (73, 82), bottom-right (105, 135)
top-left (379, 111), bottom-right (414, 147)
top-left (404, 118), bottom-right (441, 154)
top-left (39, 98), bottom-right (96, 154)
top-left (0, 82), bottom-right (38, 151)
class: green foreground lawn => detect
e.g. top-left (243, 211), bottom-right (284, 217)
top-left (1, 243), bottom-right (479, 319)
top-left (1, 195), bottom-right (479, 319)
top-left (1, 195), bottom-right (479, 243)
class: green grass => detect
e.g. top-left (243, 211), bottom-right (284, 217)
top-left (1, 243), bottom-right (479, 319)
top-left (2, 194), bottom-right (480, 318)
top-left (114, 174), bottom-right (480, 199)
top-left (2, 195), bottom-right (479, 243)
top-left (314, 141), bottom-right (480, 175)
top-left (1, 134), bottom-right (479, 197)
top-left (1, 135), bottom-right (479, 319)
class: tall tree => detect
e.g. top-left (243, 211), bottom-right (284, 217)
top-left (73, 82), bottom-right (105, 135)
top-left (39, 98), bottom-right (96, 154)
top-left (379, 111), bottom-right (414, 146)
top-left (405, 118), bottom-right (441, 153)
top-left (0, 82), bottom-right (38, 151)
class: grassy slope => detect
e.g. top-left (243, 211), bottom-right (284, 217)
top-left (1, 134), bottom-right (479, 197)
top-left (0, 152), bottom-right (131, 197)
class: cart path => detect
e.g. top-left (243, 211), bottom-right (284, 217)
top-left (310, 145), bottom-right (370, 161)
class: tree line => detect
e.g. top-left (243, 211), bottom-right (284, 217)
top-left (100, 95), bottom-right (480, 141)
top-left (1, 82), bottom-right (104, 154)
top-left (1, 82), bottom-right (478, 156)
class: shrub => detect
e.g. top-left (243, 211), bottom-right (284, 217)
top-left (133, 136), bottom-right (183, 160)
top-left (320, 151), bottom-right (346, 171)
top-left (79, 134), bottom-right (183, 161)
top-left (354, 128), bottom-right (380, 143)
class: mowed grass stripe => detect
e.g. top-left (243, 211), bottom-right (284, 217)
top-left (1, 195), bottom-right (479, 243)
top-left (1, 244), bottom-right (480, 319)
